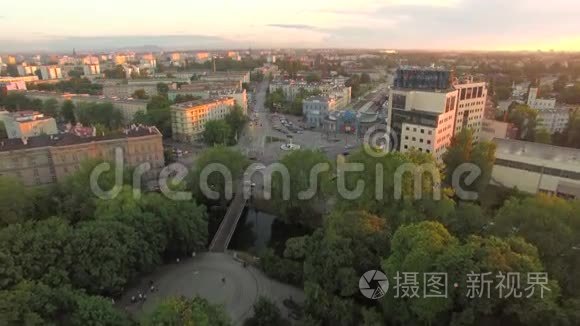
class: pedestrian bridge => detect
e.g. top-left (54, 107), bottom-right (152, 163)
top-left (208, 187), bottom-right (248, 252)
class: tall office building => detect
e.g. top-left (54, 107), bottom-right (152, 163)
top-left (388, 67), bottom-right (488, 161)
top-left (453, 76), bottom-right (487, 141)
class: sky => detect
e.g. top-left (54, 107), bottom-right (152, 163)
top-left (1, 0), bottom-right (579, 52)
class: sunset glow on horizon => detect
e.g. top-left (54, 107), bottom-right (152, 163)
top-left (1, 0), bottom-right (579, 52)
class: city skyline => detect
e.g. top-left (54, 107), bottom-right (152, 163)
top-left (1, 0), bottom-right (579, 52)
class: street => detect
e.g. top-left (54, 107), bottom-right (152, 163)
top-left (238, 80), bottom-right (362, 164)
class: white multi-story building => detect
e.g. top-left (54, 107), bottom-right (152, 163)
top-left (171, 97), bottom-right (235, 143)
top-left (83, 64), bottom-right (101, 77)
top-left (199, 71), bottom-right (251, 84)
top-left (389, 89), bottom-right (458, 161)
top-left (388, 68), bottom-right (488, 162)
top-left (537, 108), bottom-right (570, 134)
top-left (17, 64), bottom-right (37, 76)
top-left (39, 66), bottom-right (63, 80)
top-left (527, 87), bottom-right (556, 110)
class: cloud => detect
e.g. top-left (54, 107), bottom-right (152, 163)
top-left (316, 0), bottom-right (580, 50)
top-left (266, 24), bottom-right (321, 31)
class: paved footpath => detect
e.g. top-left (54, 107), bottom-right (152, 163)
top-left (120, 252), bottom-right (304, 325)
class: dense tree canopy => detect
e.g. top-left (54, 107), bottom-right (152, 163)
top-left (202, 119), bottom-right (232, 146)
top-left (271, 149), bottom-right (333, 222)
top-left (443, 129), bottom-right (496, 195)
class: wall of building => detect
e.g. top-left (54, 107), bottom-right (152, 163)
top-left (454, 82), bottom-right (487, 140)
top-left (537, 109), bottom-right (569, 134)
top-left (0, 133), bottom-right (164, 187)
top-left (171, 98), bottom-right (235, 143)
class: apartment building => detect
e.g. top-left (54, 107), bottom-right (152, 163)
top-left (195, 52), bottom-right (210, 63)
top-left (39, 66), bottom-right (63, 80)
top-left (83, 64), bottom-right (101, 76)
top-left (0, 110), bottom-right (58, 139)
top-left (199, 71), bottom-right (251, 84)
top-left (23, 90), bottom-right (148, 122)
top-left (169, 88), bottom-right (247, 113)
top-left (537, 108), bottom-right (570, 134)
top-left (527, 87), bottom-right (556, 110)
top-left (171, 98), bottom-right (235, 143)
top-left (17, 64), bottom-right (37, 76)
top-left (0, 125), bottom-right (164, 187)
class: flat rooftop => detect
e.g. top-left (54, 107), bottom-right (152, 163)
top-left (22, 90), bottom-right (149, 104)
top-left (0, 125), bottom-right (161, 152)
top-left (494, 138), bottom-right (580, 172)
top-left (171, 97), bottom-right (233, 109)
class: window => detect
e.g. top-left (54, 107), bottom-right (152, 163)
top-left (419, 139), bottom-right (424, 143)
top-left (420, 129), bottom-right (424, 134)
top-left (412, 137), bottom-right (416, 141)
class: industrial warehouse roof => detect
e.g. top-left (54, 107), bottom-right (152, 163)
top-left (494, 138), bottom-right (580, 172)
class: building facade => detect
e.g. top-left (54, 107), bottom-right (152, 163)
top-left (83, 64), bottom-right (101, 77)
top-left (527, 87), bottom-right (556, 110)
top-left (388, 87), bottom-right (458, 161)
top-left (537, 108), bottom-right (570, 134)
top-left (388, 68), bottom-right (489, 161)
top-left (23, 90), bottom-right (148, 122)
top-left (0, 111), bottom-right (58, 139)
top-left (0, 126), bottom-right (164, 187)
top-left (171, 98), bottom-right (235, 143)
top-left (39, 66), bottom-right (63, 80)
top-left (453, 77), bottom-right (487, 141)
top-left (491, 138), bottom-right (580, 199)
top-left (303, 96), bottom-right (337, 128)
top-left (17, 64), bottom-right (37, 76)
